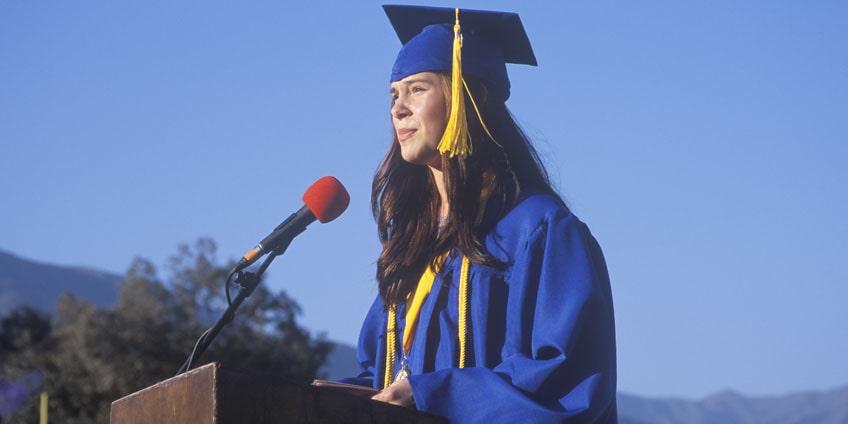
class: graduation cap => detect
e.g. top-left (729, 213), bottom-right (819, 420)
top-left (383, 5), bottom-right (537, 157)
top-left (384, 5), bottom-right (537, 102)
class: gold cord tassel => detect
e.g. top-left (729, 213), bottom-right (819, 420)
top-left (384, 305), bottom-right (397, 389)
top-left (458, 256), bottom-right (471, 368)
top-left (437, 8), bottom-right (471, 158)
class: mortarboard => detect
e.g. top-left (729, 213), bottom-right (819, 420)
top-left (383, 5), bottom-right (537, 103)
top-left (383, 5), bottom-right (537, 157)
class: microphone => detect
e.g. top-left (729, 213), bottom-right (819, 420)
top-left (235, 176), bottom-right (350, 271)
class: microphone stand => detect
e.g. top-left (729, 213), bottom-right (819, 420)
top-left (175, 210), bottom-right (308, 376)
top-left (175, 241), bottom-right (290, 376)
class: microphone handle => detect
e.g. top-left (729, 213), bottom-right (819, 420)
top-left (260, 205), bottom-right (314, 250)
top-left (236, 205), bottom-right (315, 271)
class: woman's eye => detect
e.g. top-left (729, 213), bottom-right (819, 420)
top-left (412, 86), bottom-right (426, 93)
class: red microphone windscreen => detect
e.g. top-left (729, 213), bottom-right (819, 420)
top-left (301, 176), bottom-right (350, 223)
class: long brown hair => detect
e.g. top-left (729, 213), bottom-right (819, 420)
top-left (372, 74), bottom-right (558, 306)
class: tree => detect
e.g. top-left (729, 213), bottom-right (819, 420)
top-left (0, 306), bottom-right (51, 421)
top-left (0, 238), bottom-right (332, 423)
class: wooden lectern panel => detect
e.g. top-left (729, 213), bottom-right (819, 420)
top-left (110, 362), bottom-right (447, 424)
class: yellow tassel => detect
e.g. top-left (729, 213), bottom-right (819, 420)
top-left (437, 8), bottom-right (471, 158)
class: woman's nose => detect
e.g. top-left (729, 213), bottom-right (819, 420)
top-left (391, 96), bottom-right (410, 119)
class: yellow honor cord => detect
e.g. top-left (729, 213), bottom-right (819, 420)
top-left (403, 254), bottom-right (446, 352)
top-left (383, 255), bottom-right (473, 387)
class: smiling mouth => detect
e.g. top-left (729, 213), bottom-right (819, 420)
top-left (397, 128), bottom-right (416, 142)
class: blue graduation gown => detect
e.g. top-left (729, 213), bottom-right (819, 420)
top-left (344, 191), bottom-right (617, 423)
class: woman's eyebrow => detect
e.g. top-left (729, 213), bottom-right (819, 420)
top-left (400, 78), bottom-right (431, 86)
top-left (391, 78), bottom-right (433, 91)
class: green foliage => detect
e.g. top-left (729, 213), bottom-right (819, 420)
top-left (0, 238), bottom-right (332, 423)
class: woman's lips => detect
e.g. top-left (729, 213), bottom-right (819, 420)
top-left (397, 128), bottom-right (416, 142)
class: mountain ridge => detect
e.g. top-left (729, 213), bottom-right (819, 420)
top-left (0, 250), bottom-right (121, 315)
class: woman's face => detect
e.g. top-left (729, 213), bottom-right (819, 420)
top-left (390, 72), bottom-right (448, 169)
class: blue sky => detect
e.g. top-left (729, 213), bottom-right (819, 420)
top-left (1, 1), bottom-right (846, 399)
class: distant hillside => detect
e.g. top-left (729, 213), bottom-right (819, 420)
top-left (320, 342), bottom-right (360, 381)
top-left (2, 249), bottom-right (847, 423)
top-left (0, 249), bottom-right (121, 315)
top-left (617, 386), bottom-right (848, 424)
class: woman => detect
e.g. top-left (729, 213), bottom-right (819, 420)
top-left (344, 6), bottom-right (617, 423)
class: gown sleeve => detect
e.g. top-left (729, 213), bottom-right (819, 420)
top-left (338, 295), bottom-right (384, 389)
top-left (406, 208), bottom-right (617, 423)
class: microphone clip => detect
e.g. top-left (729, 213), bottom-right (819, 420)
top-left (233, 271), bottom-right (261, 290)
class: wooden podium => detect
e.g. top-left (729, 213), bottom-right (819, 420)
top-left (110, 362), bottom-right (447, 423)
